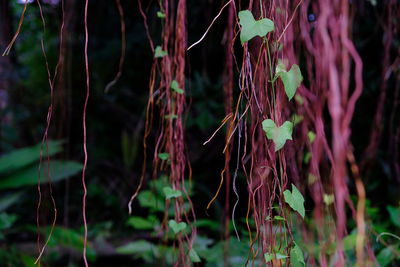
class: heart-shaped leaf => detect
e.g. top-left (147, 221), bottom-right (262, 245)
top-left (157, 11), bottom-right (166, 19)
top-left (158, 153), bottom-right (169, 161)
top-left (238, 10), bottom-right (274, 45)
top-left (262, 119), bottom-right (293, 151)
top-left (264, 253), bottom-right (274, 263)
top-left (274, 215), bottom-right (286, 221)
top-left (307, 131), bottom-right (316, 143)
top-left (290, 242), bottom-right (305, 267)
top-left (170, 80), bottom-right (184, 94)
top-left (323, 194), bottom-right (334, 206)
top-left (264, 252), bottom-right (288, 263)
top-left (154, 46), bottom-right (167, 58)
top-left (163, 186), bottom-right (182, 200)
top-left (168, 219), bottom-right (187, 234)
top-left (126, 216), bottom-right (155, 230)
top-left (283, 184), bottom-right (305, 218)
top-left (275, 63), bottom-right (303, 101)
top-left (189, 248), bottom-right (201, 263)
top-left (164, 114), bottom-right (178, 120)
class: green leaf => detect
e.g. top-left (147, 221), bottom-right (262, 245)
top-left (194, 219), bottom-right (220, 231)
top-left (116, 240), bottom-right (155, 254)
top-left (307, 173), bottom-right (317, 185)
top-left (276, 253), bottom-right (288, 260)
top-left (164, 114), bottom-right (178, 120)
top-left (189, 248), bottom-right (201, 263)
top-left (264, 252), bottom-right (288, 263)
top-left (303, 152), bottom-right (311, 164)
top-left (39, 226), bottom-right (96, 261)
top-left (308, 131), bottom-right (316, 144)
top-left (20, 255), bottom-right (36, 267)
top-left (0, 212), bottom-right (17, 230)
top-left (323, 194), bottom-right (334, 206)
top-left (170, 80), bottom-right (184, 94)
top-left (157, 11), bottom-right (166, 19)
top-left (343, 233), bottom-right (357, 251)
top-left (292, 114), bottom-right (304, 126)
top-left (290, 242), bottom-right (305, 267)
top-left (0, 160), bottom-right (83, 189)
top-left (262, 119), bottom-right (293, 151)
top-left (387, 206), bottom-right (400, 228)
top-left (238, 10), bottom-right (274, 44)
top-left (283, 184), bottom-right (305, 218)
top-left (154, 46), bottom-right (167, 58)
top-left (264, 253), bottom-right (274, 262)
top-left (163, 186), bottom-right (182, 199)
top-left (137, 190), bottom-right (164, 211)
top-left (295, 95), bottom-right (304, 105)
top-left (169, 219), bottom-right (187, 234)
top-left (158, 153), bottom-right (169, 161)
top-left (377, 246), bottom-right (397, 267)
top-left (0, 140), bottom-right (63, 174)
top-left (126, 216), bottom-right (155, 230)
top-left (276, 63), bottom-right (303, 101)
top-left (274, 216), bottom-right (286, 221)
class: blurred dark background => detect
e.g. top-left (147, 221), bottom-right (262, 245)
top-left (0, 0), bottom-right (399, 266)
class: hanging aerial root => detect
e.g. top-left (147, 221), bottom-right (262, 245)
top-left (187, 0), bottom-right (235, 51)
top-left (2, 0), bottom-right (28, 56)
top-left (82, 0), bottom-right (90, 265)
top-left (34, 0), bottom-right (64, 263)
top-left (347, 149), bottom-right (366, 266)
top-left (105, 0), bottom-right (126, 93)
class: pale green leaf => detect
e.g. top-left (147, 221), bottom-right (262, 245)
top-left (158, 153), bottom-right (169, 161)
top-left (292, 114), bottom-right (304, 126)
top-left (262, 119), bottom-right (293, 151)
top-left (169, 219), bottom-right (187, 234)
top-left (189, 248), bottom-right (201, 263)
top-left (295, 95), bottom-right (304, 105)
top-left (154, 46), bottom-right (167, 58)
top-left (323, 194), bottom-right (334, 206)
top-left (308, 131), bottom-right (316, 144)
top-left (264, 252), bottom-right (288, 263)
top-left (170, 80), bottom-right (184, 94)
top-left (264, 253), bottom-right (274, 262)
top-left (238, 10), bottom-right (274, 44)
top-left (290, 242), bottom-right (305, 267)
top-left (163, 186), bottom-right (182, 199)
top-left (275, 62), bottom-right (286, 75)
top-left (164, 114), bottom-right (178, 120)
top-left (274, 216), bottom-right (286, 221)
top-left (276, 253), bottom-right (288, 260)
top-left (283, 184), bottom-right (305, 218)
top-left (276, 63), bottom-right (303, 101)
top-left (157, 11), bottom-right (166, 19)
